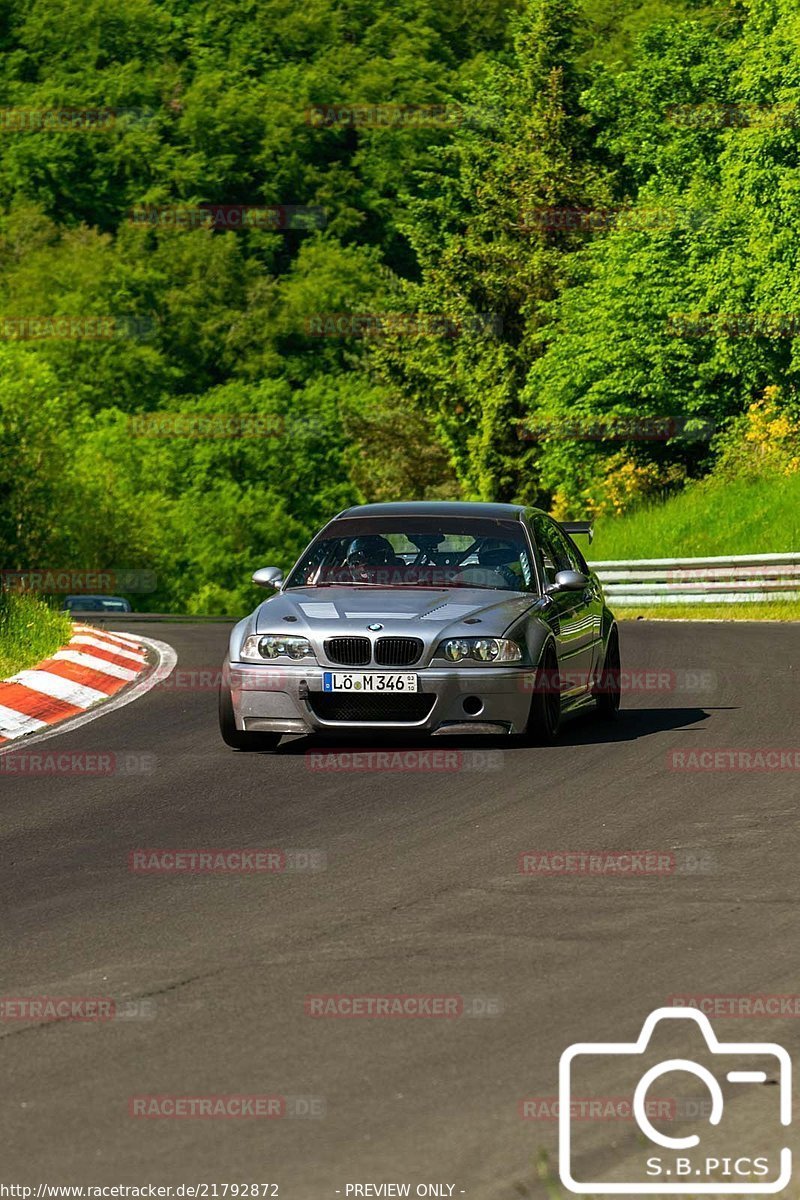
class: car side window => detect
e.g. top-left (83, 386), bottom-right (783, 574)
top-left (547, 522), bottom-right (587, 575)
top-left (533, 519), bottom-right (561, 586)
top-left (534, 518), bottom-right (588, 587)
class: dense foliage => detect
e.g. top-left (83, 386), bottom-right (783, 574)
top-left (0, 588), bottom-right (71, 676)
top-left (0, 0), bottom-right (798, 611)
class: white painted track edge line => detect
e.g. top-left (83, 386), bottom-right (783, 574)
top-left (0, 636), bottom-right (178, 755)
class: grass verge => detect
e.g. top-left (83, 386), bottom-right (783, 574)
top-left (0, 591), bottom-right (73, 677)
top-left (615, 599), bottom-right (800, 621)
top-left (586, 469), bottom-right (800, 619)
top-left (591, 471), bottom-right (800, 560)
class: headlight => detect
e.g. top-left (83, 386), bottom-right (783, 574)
top-left (438, 637), bottom-right (522, 664)
top-left (443, 638), bottom-right (470, 662)
top-left (240, 634), bottom-right (316, 662)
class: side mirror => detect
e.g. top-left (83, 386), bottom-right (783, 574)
top-left (252, 566), bottom-right (284, 589)
top-left (549, 569), bottom-right (589, 593)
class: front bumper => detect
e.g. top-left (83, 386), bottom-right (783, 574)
top-left (228, 663), bottom-right (534, 736)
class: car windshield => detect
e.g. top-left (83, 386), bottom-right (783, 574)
top-left (64, 597), bottom-right (129, 611)
top-left (285, 516), bottom-right (535, 592)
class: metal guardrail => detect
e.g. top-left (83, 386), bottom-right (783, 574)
top-left (66, 555), bottom-right (800, 612)
top-left (590, 553), bottom-right (800, 605)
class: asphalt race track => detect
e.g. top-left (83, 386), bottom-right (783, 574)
top-left (1, 620), bottom-right (798, 1194)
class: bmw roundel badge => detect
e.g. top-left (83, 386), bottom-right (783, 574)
top-left (367, 623), bottom-right (383, 631)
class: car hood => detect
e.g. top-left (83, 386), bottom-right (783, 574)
top-left (251, 587), bottom-right (542, 658)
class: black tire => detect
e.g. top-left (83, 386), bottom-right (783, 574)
top-left (522, 642), bottom-right (561, 745)
top-left (594, 625), bottom-right (621, 720)
top-left (218, 681), bottom-right (282, 751)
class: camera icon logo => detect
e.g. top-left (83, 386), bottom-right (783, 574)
top-left (559, 1007), bottom-right (791, 1193)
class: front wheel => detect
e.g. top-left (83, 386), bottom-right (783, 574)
top-left (521, 643), bottom-right (561, 745)
top-left (219, 680), bottom-right (282, 751)
top-left (594, 626), bottom-right (621, 720)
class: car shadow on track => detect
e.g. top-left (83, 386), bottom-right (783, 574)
top-left (562, 704), bottom-right (734, 745)
top-left (269, 705), bottom-right (732, 756)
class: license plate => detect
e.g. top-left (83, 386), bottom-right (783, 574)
top-left (323, 672), bottom-right (418, 693)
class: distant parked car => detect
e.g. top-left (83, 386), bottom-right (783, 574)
top-left (219, 500), bottom-right (620, 751)
top-left (62, 595), bottom-right (132, 613)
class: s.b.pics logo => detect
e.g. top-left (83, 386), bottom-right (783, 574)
top-left (559, 1007), bottom-right (791, 1193)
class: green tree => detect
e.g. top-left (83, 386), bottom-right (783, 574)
top-left (376, 0), bottom-right (613, 503)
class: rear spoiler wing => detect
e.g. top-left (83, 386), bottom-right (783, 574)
top-left (559, 521), bottom-right (594, 544)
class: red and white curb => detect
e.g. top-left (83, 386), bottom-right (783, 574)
top-left (0, 624), bottom-right (174, 745)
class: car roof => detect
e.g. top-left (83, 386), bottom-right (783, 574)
top-left (336, 501), bottom-right (536, 520)
top-left (65, 594), bottom-right (128, 602)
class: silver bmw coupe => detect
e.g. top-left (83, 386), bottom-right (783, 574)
top-left (219, 501), bottom-right (620, 750)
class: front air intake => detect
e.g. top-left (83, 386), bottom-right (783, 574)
top-left (324, 636), bottom-right (371, 666)
top-left (308, 693), bottom-right (435, 723)
top-left (374, 637), bottom-right (423, 667)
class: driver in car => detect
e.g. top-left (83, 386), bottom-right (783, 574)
top-left (478, 539), bottom-right (523, 589)
top-left (450, 538), bottom-right (523, 590)
top-left (345, 536), bottom-right (405, 584)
